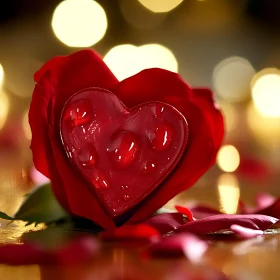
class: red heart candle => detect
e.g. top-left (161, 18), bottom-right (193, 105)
top-left (60, 87), bottom-right (188, 218)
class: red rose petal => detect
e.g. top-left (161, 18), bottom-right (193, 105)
top-left (176, 214), bottom-right (278, 234)
top-left (255, 193), bottom-right (276, 210)
top-left (52, 236), bottom-right (99, 265)
top-left (175, 205), bottom-right (195, 221)
top-left (188, 204), bottom-right (222, 219)
top-left (143, 213), bottom-right (186, 234)
top-left (256, 198), bottom-right (280, 219)
top-left (100, 224), bottom-right (160, 242)
top-left (230, 224), bottom-right (264, 239)
top-left (146, 233), bottom-right (208, 261)
top-left (0, 243), bottom-right (48, 265)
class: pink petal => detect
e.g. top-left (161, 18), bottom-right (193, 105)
top-left (230, 224), bottom-right (264, 239)
top-left (176, 214), bottom-right (278, 234)
top-left (30, 166), bottom-right (50, 185)
top-left (255, 193), bottom-right (276, 210)
top-left (256, 198), bottom-right (280, 219)
top-left (146, 234), bottom-right (208, 262)
top-left (144, 213), bottom-right (186, 234)
top-left (52, 236), bottom-right (99, 265)
top-left (0, 243), bottom-right (48, 265)
top-left (100, 224), bottom-right (160, 242)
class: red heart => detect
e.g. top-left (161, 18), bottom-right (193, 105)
top-left (60, 88), bottom-right (188, 218)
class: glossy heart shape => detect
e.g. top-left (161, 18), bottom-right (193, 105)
top-left (60, 88), bottom-right (188, 218)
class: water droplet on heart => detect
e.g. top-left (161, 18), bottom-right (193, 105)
top-left (77, 146), bottom-right (97, 166)
top-left (121, 185), bottom-right (129, 191)
top-left (141, 160), bottom-right (158, 174)
top-left (150, 123), bottom-right (173, 151)
top-left (65, 99), bottom-right (93, 127)
top-left (153, 104), bottom-right (165, 119)
top-left (109, 131), bottom-right (138, 168)
top-left (92, 169), bottom-right (110, 189)
top-left (123, 195), bottom-right (130, 201)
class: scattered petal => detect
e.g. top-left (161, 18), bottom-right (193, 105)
top-left (176, 214), bottom-right (278, 234)
top-left (230, 224), bottom-right (264, 239)
top-left (256, 198), bottom-right (280, 219)
top-left (175, 205), bottom-right (195, 221)
top-left (188, 205), bottom-right (222, 219)
top-left (52, 236), bottom-right (99, 265)
top-left (100, 224), bottom-right (160, 242)
top-left (146, 233), bottom-right (208, 262)
top-left (255, 193), bottom-right (276, 211)
top-left (0, 243), bottom-right (48, 265)
top-left (144, 213), bottom-right (186, 234)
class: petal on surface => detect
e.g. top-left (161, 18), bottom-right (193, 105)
top-left (230, 224), bottom-right (264, 239)
top-left (176, 214), bottom-right (278, 234)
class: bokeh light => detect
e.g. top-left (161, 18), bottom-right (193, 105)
top-left (103, 44), bottom-right (178, 81)
top-left (251, 68), bottom-right (280, 118)
top-left (213, 56), bottom-right (255, 102)
top-left (217, 101), bottom-right (238, 133)
top-left (0, 91), bottom-right (9, 130)
top-left (120, 0), bottom-right (166, 30)
top-left (247, 102), bottom-right (280, 149)
top-left (52, 0), bottom-right (107, 47)
top-left (217, 173), bottom-right (240, 214)
top-left (0, 64), bottom-right (4, 85)
top-left (137, 0), bottom-right (183, 13)
top-left (22, 110), bottom-right (31, 140)
top-left (217, 145), bottom-right (240, 172)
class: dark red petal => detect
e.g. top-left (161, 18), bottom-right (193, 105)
top-left (100, 224), bottom-right (160, 242)
top-left (176, 214), bottom-right (278, 234)
top-left (114, 68), bottom-right (222, 224)
top-left (191, 88), bottom-right (224, 151)
top-left (47, 128), bottom-right (115, 229)
top-left (52, 236), bottom-right (99, 265)
top-left (0, 243), bottom-right (48, 265)
top-left (143, 213), bottom-right (186, 234)
top-left (188, 204), bottom-right (222, 219)
top-left (230, 224), bottom-right (263, 239)
top-left (146, 233), bottom-right (208, 261)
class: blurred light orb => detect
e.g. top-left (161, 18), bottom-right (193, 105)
top-left (0, 92), bottom-right (9, 130)
top-left (52, 0), bottom-right (107, 47)
top-left (247, 102), bottom-right (280, 149)
top-left (213, 56), bottom-right (255, 102)
top-left (217, 145), bottom-right (240, 172)
top-left (251, 69), bottom-right (280, 118)
top-left (0, 64), bottom-right (4, 85)
top-left (138, 0), bottom-right (183, 13)
top-left (217, 173), bottom-right (240, 214)
top-left (22, 110), bottom-right (31, 140)
top-left (104, 44), bottom-right (178, 81)
top-left (217, 101), bottom-right (238, 133)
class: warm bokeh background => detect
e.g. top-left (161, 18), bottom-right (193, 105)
top-left (0, 0), bottom-right (280, 217)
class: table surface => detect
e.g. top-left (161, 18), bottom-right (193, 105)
top-left (0, 168), bottom-right (279, 280)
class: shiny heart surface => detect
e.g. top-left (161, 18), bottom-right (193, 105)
top-left (60, 88), bottom-right (188, 218)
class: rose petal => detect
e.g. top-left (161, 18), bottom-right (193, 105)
top-left (30, 166), bottom-right (50, 185)
top-left (188, 205), bottom-right (222, 219)
top-left (255, 193), bottom-right (276, 210)
top-left (176, 214), bottom-right (278, 234)
top-left (256, 198), bottom-right (280, 219)
top-left (230, 224), bottom-right (264, 239)
top-left (100, 224), bottom-right (160, 242)
top-left (175, 205), bottom-right (195, 221)
top-left (52, 236), bottom-right (99, 265)
top-left (143, 213), bottom-right (186, 235)
top-left (0, 243), bottom-right (48, 265)
top-left (146, 233), bottom-right (208, 262)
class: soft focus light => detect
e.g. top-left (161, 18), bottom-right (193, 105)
top-left (0, 92), bottom-right (9, 130)
top-left (104, 44), bottom-right (178, 81)
top-left (217, 145), bottom-right (240, 172)
top-left (52, 0), bottom-right (107, 47)
top-left (217, 101), bottom-right (238, 133)
top-left (247, 102), bottom-right (280, 149)
top-left (251, 68), bottom-right (280, 118)
top-left (218, 174), bottom-right (240, 214)
top-left (213, 57), bottom-right (255, 102)
top-left (138, 0), bottom-right (183, 13)
top-left (0, 64), bottom-right (4, 85)
top-left (22, 110), bottom-right (31, 140)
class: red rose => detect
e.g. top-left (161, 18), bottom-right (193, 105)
top-left (29, 50), bottom-right (224, 229)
